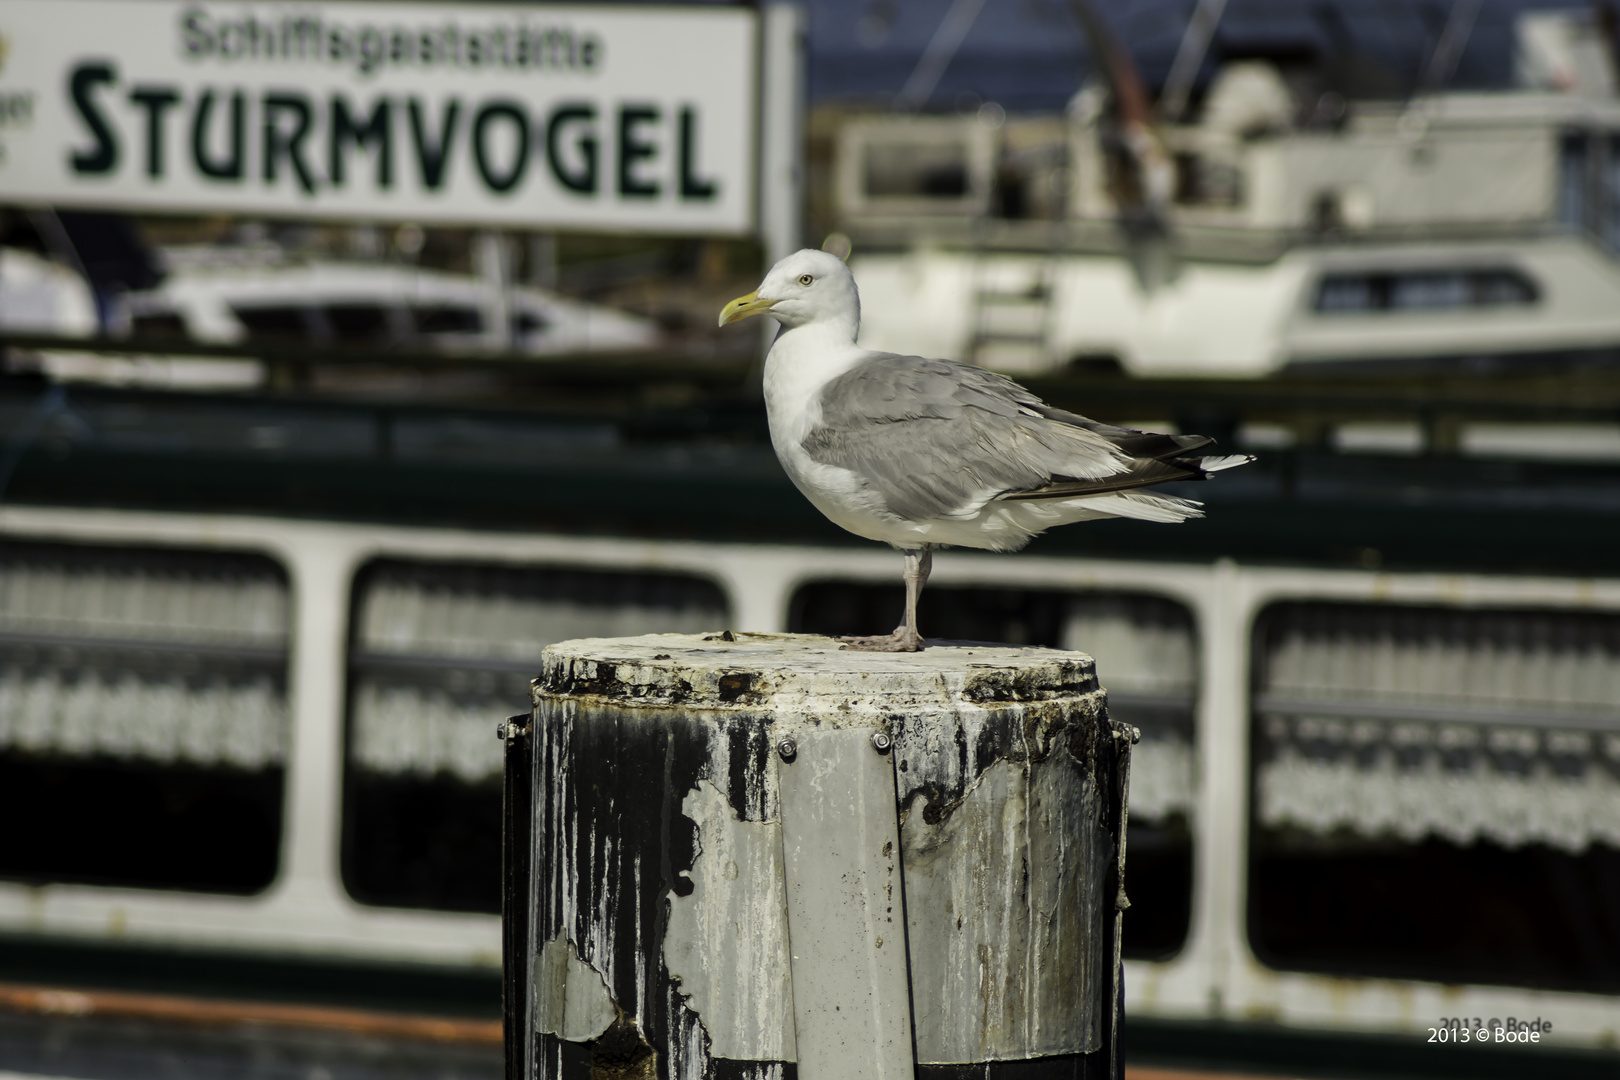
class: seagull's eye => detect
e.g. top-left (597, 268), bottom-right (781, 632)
top-left (797, 274), bottom-right (814, 286)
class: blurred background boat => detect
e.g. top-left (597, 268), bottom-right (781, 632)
top-left (842, 7), bottom-right (1620, 382)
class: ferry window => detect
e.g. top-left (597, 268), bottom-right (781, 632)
top-left (1313, 270), bottom-right (1537, 313)
top-left (1249, 602), bottom-right (1620, 993)
top-left (343, 560), bottom-right (729, 913)
top-left (0, 542), bottom-right (289, 894)
top-left (412, 305), bottom-right (483, 335)
top-left (790, 583), bottom-right (1197, 961)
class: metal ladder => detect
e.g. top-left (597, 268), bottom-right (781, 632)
top-left (968, 253), bottom-right (1058, 372)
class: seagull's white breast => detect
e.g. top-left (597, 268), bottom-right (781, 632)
top-left (761, 330), bottom-right (915, 544)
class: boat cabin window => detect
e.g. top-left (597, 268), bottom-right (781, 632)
top-left (1249, 601), bottom-right (1620, 993)
top-left (412, 305), bottom-right (484, 335)
top-left (511, 310), bottom-right (550, 336)
top-left (789, 583), bottom-right (1198, 961)
top-left (231, 304), bottom-right (313, 341)
top-left (323, 303), bottom-right (393, 342)
top-left (0, 542), bottom-right (289, 894)
top-left (232, 303), bottom-right (404, 344)
top-left (342, 559), bottom-right (729, 913)
top-left (837, 117), bottom-right (996, 219)
top-left (864, 142), bottom-right (970, 199)
top-left (129, 311), bottom-right (189, 339)
top-left (1558, 131), bottom-right (1620, 250)
top-left (1314, 270), bottom-right (1538, 313)
top-left (1173, 152), bottom-right (1244, 208)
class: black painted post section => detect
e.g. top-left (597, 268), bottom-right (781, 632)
top-left (502, 713), bottom-right (534, 1080)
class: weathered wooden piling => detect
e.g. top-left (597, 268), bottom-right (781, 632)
top-left (504, 632), bottom-right (1132, 1080)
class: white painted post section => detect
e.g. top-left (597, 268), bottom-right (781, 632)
top-left (777, 728), bottom-right (914, 1080)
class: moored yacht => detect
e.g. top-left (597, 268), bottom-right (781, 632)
top-left (839, 10), bottom-right (1620, 378)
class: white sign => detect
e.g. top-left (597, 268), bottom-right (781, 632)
top-left (0, 0), bottom-right (759, 233)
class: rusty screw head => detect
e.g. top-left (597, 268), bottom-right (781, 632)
top-left (871, 732), bottom-right (893, 753)
top-left (776, 737), bottom-right (797, 762)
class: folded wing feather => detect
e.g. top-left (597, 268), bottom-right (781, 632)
top-left (802, 353), bottom-right (1227, 521)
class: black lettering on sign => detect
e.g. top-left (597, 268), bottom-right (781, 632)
top-left (678, 107), bottom-right (716, 201)
top-left (193, 89), bottom-right (246, 181)
top-left (617, 105), bottom-right (659, 199)
top-left (330, 96), bottom-right (392, 189)
top-left (546, 104), bottom-right (597, 194)
top-left (358, 27), bottom-right (386, 75)
top-left (69, 61), bottom-right (120, 175)
top-left (288, 18), bottom-right (322, 61)
top-left (218, 18), bottom-right (247, 59)
top-left (263, 92), bottom-right (317, 194)
top-left (130, 86), bottom-right (180, 179)
top-left (181, 8), bottom-right (214, 56)
top-left (327, 26), bottom-right (356, 64)
top-left (408, 98), bottom-right (460, 191)
top-left (472, 100), bottom-right (528, 194)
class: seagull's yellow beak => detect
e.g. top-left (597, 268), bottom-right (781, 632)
top-left (718, 290), bottom-right (779, 327)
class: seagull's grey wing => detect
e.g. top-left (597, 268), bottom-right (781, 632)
top-left (803, 353), bottom-right (1187, 521)
top-left (1029, 404), bottom-right (1214, 460)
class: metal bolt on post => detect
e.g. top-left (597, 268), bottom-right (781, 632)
top-left (507, 633), bottom-right (1131, 1080)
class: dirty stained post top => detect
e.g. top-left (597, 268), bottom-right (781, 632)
top-left (535, 631), bottom-right (1102, 715)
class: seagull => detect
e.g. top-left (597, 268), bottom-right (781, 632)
top-left (720, 249), bottom-right (1251, 652)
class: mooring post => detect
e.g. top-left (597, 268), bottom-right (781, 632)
top-left (513, 632), bottom-right (1130, 1080)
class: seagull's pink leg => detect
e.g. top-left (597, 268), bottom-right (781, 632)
top-left (840, 545), bottom-right (932, 652)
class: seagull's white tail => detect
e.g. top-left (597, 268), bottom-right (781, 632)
top-left (1076, 490), bottom-right (1205, 523)
top-left (1198, 454), bottom-right (1255, 473)
top-left (976, 487), bottom-right (1205, 550)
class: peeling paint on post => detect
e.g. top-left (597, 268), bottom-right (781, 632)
top-left (517, 633), bottom-right (1128, 1080)
top-left (535, 935), bottom-right (620, 1042)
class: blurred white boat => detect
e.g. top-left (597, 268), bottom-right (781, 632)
top-left (0, 246), bottom-right (98, 338)
top-left (125, 248), bottom-right (659, 357)
top-left (837, 9), bottom-right (1620, 378)
top-left (1, 238), bottom-right (661, 392)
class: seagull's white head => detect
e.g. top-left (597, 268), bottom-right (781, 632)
top-left (718, 249), bottom-right (859, 339)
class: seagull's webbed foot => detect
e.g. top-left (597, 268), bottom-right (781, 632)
top-left (838, 626), bottom-right (926, 652)
top-left (839, 547), bottom-right (932, 652)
